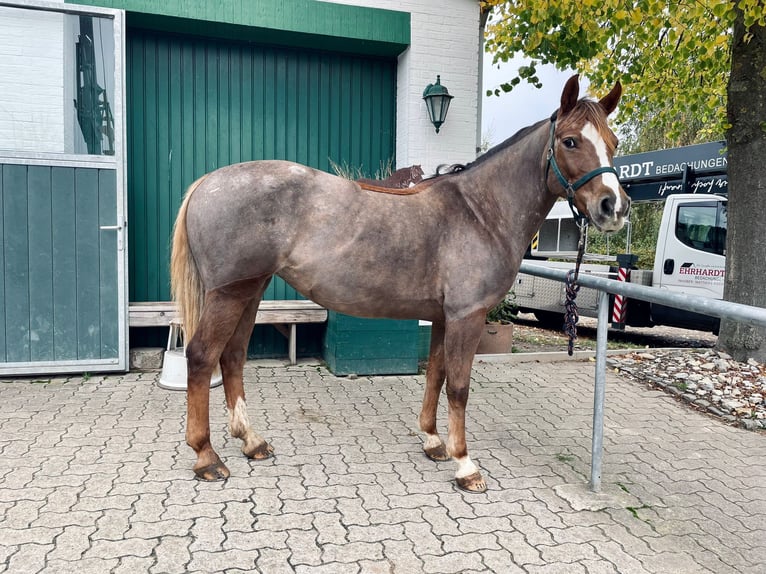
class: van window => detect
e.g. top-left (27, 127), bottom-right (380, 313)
top-left (675, 202), bottom-right (727, 256)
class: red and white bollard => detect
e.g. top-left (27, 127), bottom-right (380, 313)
top-left (611, 267), bottom-right (629, 328)
top-left (612, 254), bottom-right (638, 330)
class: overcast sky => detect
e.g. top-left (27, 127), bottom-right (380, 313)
top-left (481, 53), bottom-right (582, 148)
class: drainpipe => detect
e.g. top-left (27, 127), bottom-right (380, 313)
top-left (476, 4), bottom-right (491, 157)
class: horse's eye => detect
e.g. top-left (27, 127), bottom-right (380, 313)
top-left (562, 138), bottom-right (577, 149)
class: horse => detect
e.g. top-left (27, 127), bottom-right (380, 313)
top-left (356, 164), bottom-right (424, 189)
top-left (170, 74), bottom-right (630, 493)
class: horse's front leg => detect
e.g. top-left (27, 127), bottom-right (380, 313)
top-left (221, 296), bottom-right (273, 460)
top-left (444, 309), bottom-right (487, 493)
top-left (185, 290), bottom-right (251, 481)
top-left (419, 320), bottom-right (449, 461)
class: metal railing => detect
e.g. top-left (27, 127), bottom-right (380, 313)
top-left (519, 261), bottom-right (766, 493)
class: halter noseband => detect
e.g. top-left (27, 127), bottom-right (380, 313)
top-left (545, 111), bottom-right (619, 228)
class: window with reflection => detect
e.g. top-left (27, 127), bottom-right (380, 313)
top-left (675, 202), bottom-right (727, 256)
top-left (0, 7), bottom-right (114, 156)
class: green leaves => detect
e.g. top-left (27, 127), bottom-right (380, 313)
top-left (483, 0), bottom-right (762, 145)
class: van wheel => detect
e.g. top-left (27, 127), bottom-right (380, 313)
top-left (534, 310), bottom-right (566, 329)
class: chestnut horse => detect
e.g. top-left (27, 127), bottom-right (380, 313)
top-left (170, 75), bottom-right (630, 492)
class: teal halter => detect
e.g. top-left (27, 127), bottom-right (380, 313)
top-left (545, 113), bottom-right (619, 228)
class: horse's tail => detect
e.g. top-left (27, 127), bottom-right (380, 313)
top-left (170, 175), bottom-right (207, 342)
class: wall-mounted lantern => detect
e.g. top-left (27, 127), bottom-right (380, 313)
top-left (422, 75), bottom-right (453, 133)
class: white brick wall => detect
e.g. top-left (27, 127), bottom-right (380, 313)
top-left (3, 0), bottom-right (481, 171)
top-left (324, 0), bottom-right (482, 175)
top-left (0, 7), bottom-right (66, 153)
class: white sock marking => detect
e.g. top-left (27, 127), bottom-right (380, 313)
top-left (228, 397), bottom-right (266, 449)
top-left (455, 455), bottom-right (479, 479)
top-left (424, 433), bottom-right (443, 450)
top-left (229, 397), bottom-right (250, 437)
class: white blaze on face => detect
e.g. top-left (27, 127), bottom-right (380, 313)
top-left (581, 122), bottom-right (623, 214)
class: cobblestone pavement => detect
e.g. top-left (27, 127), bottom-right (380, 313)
top-left (0, 358), bottom-right (764, 573)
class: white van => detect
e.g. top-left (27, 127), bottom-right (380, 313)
top-left (516, 194), bottom-right (727, 333)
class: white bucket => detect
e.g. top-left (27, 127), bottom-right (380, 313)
top-left (158, 321), bottom-right (223, 391)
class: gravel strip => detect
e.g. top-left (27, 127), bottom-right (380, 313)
top-left (608, 349), bottom-right (766, 430)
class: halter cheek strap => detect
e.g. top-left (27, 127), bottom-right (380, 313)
top-left (545, 114), bottom-right (619, 228)
top-left (545, 113), bottom-right (620, 356)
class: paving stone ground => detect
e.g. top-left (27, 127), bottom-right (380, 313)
top-left (0, 358), bottom-right (764, 573)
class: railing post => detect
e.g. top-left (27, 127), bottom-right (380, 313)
top-left (589, 289), bottom-right (610, 493)
top-left (518, 260), bottom-right (766, 495)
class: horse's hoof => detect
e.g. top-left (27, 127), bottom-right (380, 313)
top-left (455, 471), bottom-right (487, 493)
top-left (194, 462), bottom-right (230, 481)
top-left (244, 441), bottom-right (274, 460)
top-left (423, 444), bottom-right (450, 462)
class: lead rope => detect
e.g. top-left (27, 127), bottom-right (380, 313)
top-left (564, 220), bottom-right (588, 355)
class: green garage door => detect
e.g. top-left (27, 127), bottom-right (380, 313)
top-left (127, 29), bottom-right (397, 355)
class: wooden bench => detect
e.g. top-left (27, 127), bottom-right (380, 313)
top-left (129, 300), bottom-right (328, 365)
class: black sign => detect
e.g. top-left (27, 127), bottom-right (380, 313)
top-left (613, 141), bottom-right (727, 201)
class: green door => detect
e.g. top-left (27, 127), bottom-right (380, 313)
top-left (0, 164), bottom-right (124, 375)
top-left (0, 3), bottom-right (127, 375)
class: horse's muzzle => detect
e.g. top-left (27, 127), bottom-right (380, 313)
top-left (590, 191), bottom-right (631, 233)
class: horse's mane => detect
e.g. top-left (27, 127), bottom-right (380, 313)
top-left (432, 119), bottom-right (547, 176)
top-left (434, 97), bottom-right (613, 177)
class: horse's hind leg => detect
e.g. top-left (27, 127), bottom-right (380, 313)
top-left (419, 320), bottom-right (449, 461)
top-left (221, 293), bottom-right (274, 460)
top-left (185, 287), bottom-right (253, 481)
top-left (444, 310), bottom-right (487, 493)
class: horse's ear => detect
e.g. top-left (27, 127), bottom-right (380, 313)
top-left (558, 74), bottom-right (580, 118)
top-left (599, 81), bottom-right (622, 116)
